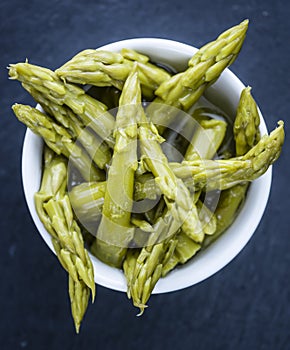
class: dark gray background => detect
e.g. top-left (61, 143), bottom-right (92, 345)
top-left (1, 0), bottom-right (289, 349)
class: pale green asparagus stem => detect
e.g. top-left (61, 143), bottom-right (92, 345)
top-left (121, 48), bottom-right (150, 63)
top-left (22, 84), bottom-right (112, 170)
top-left (175, 231), bottom-right (201, 264)
top-left (123, 249), bottom-right (140, 299)
top-left (160, 117), bottom-right (223, 276)
top-left (124, 97), bottom-right (216, 312)
top-left (203, 87), bottom-right (268, 247)
top-left (185, 119), bottom-right (227, 160)
top-left (123, 183), bottom-right (183, 313)
top-left (203, 184), bottom-right (248, 247)
top-left (55, 48), bottom-right (171, 98)
top-left (34, 147), bottom-right (95, 333)
top-left (69, 181), bottom-right (106, 223)
top-left (12, 104), bottom-right (104, 182)
top-left (91, 67), bottom-right (139, 268)
top-left (162, 231), bottom-right (201, 277)
top-left (132, 72), bottom-right (204, 241)
top-left (125, 233), bottom-right (179, 315)
top-left (172, 122), bottom-right (284, 189)
top-left (233, 86), bottom-right (261, 155)
top-left (148, 20), bottom-right (248, 132)
top-left (68, 275), bottom-right (90, 334)
top-left (136, 122), bottom-right (284, 194)
top-left (9, 62), bottom-right (116, 147)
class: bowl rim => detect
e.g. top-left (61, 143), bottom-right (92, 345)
top-left (21, 37), bottom-right (272, 294)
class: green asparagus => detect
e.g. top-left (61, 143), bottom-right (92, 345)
top-left (203, 184), bottom-right (248, 247)
top-left (12, 104), bottom-right (104, 182)
top-left (203, 87), bottom-right (264, 247)
top-left (22, 84), bottom-right (112, 170)
top-left (233, 86), bottom-right (261, 155)
top-left (148, 20), bottom-right (248, 131)
top-left (185, 119), bottom-right (227, 160)
top-left (34, 147), bottom-right (95, 333)
top-left (69, 181), bottom-right (106, 223)
top-left (132, 76), bottom-right (204, 241)
top-left (124, 229), bottom-right (179, 314)
top-left (55, 48), bottom-right (171, 98)
top-left (172, 122), bottom-right (284, 190)
top-left (91, 67), bottom-right (139, 268)
top-left (9, 62), bottom-right (116, 147)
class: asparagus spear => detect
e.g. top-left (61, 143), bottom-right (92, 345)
top-left (124, 209), bottom-right (180, 315)
top-left (34, 147), bottom-right (95, 333)
top-left (12, 104), bottom-right (104, 182)
top-left (55, 48), bottom-right (171, 98)
top-left (121, 48), bottom-right (150, 63)
top-left (185, 119), bottom-right (227, 160)
top-left (160, 115), bottom-right (283, 276)
top-left (122, 69), bottom-right (200, 311)
top-left (203, 87), bottom-right (265, 247)
top-left (8, 62), bottom-right (116, 147)
top-left (69, 181), bottom-right (106, 223)
top-left (148, 20), bottom-right (249, 131)
top-left (123, 73), bottom-right (208, 312)
top-left (68, 276), bottom-right (90, 334)
top-left (131, 237), bottom-right (179, 315)
top-left (233, 86), bottom-right (261, 155)
top-left (132, 73), bottom-right (204, 241)
top-left (203, 184), bottom-right (247, 248)
top-left (22, 84), bottom-right (112, 170)
top-left (171, 121), bottom-right (284, 191)
top-left (161, 117), bottom-right (225, 276)
top-left (91, 67), bottom-right (139, 268)
top-left (174, 231), bottom-right (201, 264)
top-left (161, 231), bottom-right (201, 277)
top-left (136, 122), bottom-right (284, 195)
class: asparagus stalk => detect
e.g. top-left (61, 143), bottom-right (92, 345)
top-left (91, 66), bottom-right (139, 268)
top-left (161, 118), bottom-right (225, 276)
top-left (22, 84), bottom-right (112, 170)
top-left (233, 86), bottom-right (261, 155)
top-left (202, 184), bottom-right (248, 248)
top-left (124, 208), bottom-right (180, 315)
top-left (121, 71), bottom-right (199, 311)
top-left (130, 236), bottom-right (178, 315)
top-left (69, 181), bottom-right (106, 223)
top-left (8, 62), bottom-right (116, 147)
top-left (174, 231), bottom-right (201, 264)
top-left (68, 276), bottom-right (90, 334)
top-left (55, 48), bottom-right (171, 98)
top-left (12, 104), bottom-right (105, 182)
top-left (148, 20), bottom-right (249, 131)
top-left (185, 119), bottom-right (227, 160)
top-left (123, 74), bottom-right (212, 312)
top-left (161, 231), bottom-right (202, 277)
top-left (133, 75), bottom-right (204, 241)
top-left (136, 122), bottom-right (284, 195)
top-left (34, 147), bottom-right (95, 333)
top-left (203, 87), bottom-right (266, 247)
top-left (172, 122), bottom-right (284, 190)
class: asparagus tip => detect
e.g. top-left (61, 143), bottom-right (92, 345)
top-left (136, 304), bottom-right (147, 317)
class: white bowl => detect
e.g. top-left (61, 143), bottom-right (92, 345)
top-left (22, 38), bottom-right (271, 294)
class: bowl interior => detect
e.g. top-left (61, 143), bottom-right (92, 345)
top-left (22, 38), bottom-right (271, 294)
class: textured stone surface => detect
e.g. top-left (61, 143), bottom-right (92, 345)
top-left (1, 0), bottom-right (289, 349)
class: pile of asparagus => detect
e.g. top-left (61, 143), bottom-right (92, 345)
top-left (9, 19), bottom-right (284, 331)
